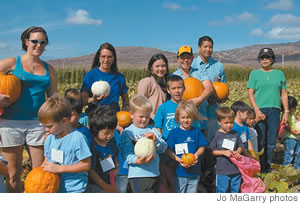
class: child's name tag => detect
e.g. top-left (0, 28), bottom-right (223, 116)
top-left (175, 143), bottom-right (188, 155)
top-left (51, 148), bottom-right (64, 164)
top-left (240, 133), bottom-right (247, 143)
top-left (222, 139), bottom-right (235, 151)
top-left (100, 157), bottom-right (115, 173)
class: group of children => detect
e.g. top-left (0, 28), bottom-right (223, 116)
top-left (1, 75), bottom-right (299, 194)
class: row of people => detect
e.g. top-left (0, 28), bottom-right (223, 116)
top-left (0, 25), bottom-right (294, 193)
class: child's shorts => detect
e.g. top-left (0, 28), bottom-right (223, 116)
top-left (0, 119), bottom-right (46, 147)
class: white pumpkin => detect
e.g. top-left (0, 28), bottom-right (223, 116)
top-left (91, 80), bottom-right (111, 96)
top-left (134, 137), bottom-right (156, 158)
top-left (295, 122), bottom-right (300, 132)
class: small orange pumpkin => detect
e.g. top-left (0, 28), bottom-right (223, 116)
top-left (24, 166), bottom-right (60, 193)
top-left (212, 81), bottom-right (229, 100)
top-left (0, 69), bottom-right (21, 103)
top-left (117, 111), bottom-right (132, 128)
top-left (181, 153), bottom-right (196, 165)
top-left (182, 77), bottom-right (204, 100)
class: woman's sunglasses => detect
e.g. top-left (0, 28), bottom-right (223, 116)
top-left (28, 39), bottom-right (48, 46)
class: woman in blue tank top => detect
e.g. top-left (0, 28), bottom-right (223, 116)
top-left (0, 26), bottom-right (57, 192)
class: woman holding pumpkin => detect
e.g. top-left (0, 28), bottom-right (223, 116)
top-left (81, 42), bottom-right (129, 112)
top-left (0, 26), bottom-right (57, 192)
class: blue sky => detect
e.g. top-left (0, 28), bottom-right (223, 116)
top-left (1, 0), bottom-right (300, 60)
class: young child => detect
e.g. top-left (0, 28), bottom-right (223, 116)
top-left (65, 88), bottom-right (89, 126)
top-left (282, 96), bottom-right (300, 170)
top-left (66, 97), bottom-right (92, 144)
top-left (231, 101), bottom-right (254, 158)
top-left (210, 107), bottom-right (243, 193)
top-left (0, 155), bottom-right (8, 193)
top-left (120, 95), bottom-right (168, 193)
top-left (38, 94), bottom-right (92, 193)
top-left (154, 74), bottom-right (185, 140)
top-left (245, 109), bottom-right (258, 152)
top-left (86, 105), bottom-right (119, 193)
top-left (166, 100), bottom-right (208, 193)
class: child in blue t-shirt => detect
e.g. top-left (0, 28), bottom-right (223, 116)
top-left (167, 100), bottom-right (208, 193)
top-left (210, 107), bottom-right (243, 193)
top-left (38, 94), bottom-right (91, 193)
top-left (231, 101), bottom-right (254, 158)
top-left (0, 155), bottom-right (8, 193)
top-left (66, 97), bottom-right (92, 144)
top-left (120, 95), bottom-right (167, 193)
top-left (86, 105), bottom-right (119, 193)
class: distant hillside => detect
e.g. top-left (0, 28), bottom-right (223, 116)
top-left (47, 42), bottom-right (300, 69)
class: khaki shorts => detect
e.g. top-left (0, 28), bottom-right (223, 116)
top-left (0, 119), bottom-right (46, 147)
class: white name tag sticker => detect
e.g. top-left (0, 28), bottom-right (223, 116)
top-left (51, 148), bottom-right (64, 164)
top-left (175, 143), bottom-right (188, 155)
top-left (222, 139), bottom-right (235, 151)
top-left (100, 157), bottom-right (115, 173)
top-left (240, 133), bottom-right (247, 143)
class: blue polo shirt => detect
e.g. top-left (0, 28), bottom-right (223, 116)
top-left (192, 56), bottom-right (226, 119)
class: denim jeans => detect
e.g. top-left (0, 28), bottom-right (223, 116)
top-left (116, 175), bottom-right (129, 193)
top-left (256, 108), bottom-right (280, 167)
top-left (174, 176), bottom-right (200, 193)
top-left (216, 173), bottom-right (241, 193)
top-left (283, 138), bottom-right (300, 170)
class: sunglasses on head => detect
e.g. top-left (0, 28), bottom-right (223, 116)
top-left (28, 39), bottom-right (48, 46)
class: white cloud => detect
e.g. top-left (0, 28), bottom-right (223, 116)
top-left (163, 2), bottom-right (182, 11)
top-left (265, 0), bottom-right (294, 10)
top-left (65, 9), bottom-right (102, 25)
top-left (269, 14), bottom-right (300, 25)
top-left (267, 26), bottom-right (300, 40)
top-left (250, 28), bottom-right (263, 36)
top-left (238, 12), bottom-right (255, 22)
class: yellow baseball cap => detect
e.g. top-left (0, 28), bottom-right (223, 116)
top-left (177, 45), bottom-right (193, 57)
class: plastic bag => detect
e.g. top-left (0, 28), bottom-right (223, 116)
top-left (230, 154), bottom-right (265, 193)
top-left (277, 122), bottom-right (287, 141)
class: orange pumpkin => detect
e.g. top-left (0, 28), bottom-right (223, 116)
top-left (0, 69), bottom-right (21, 103)
top-left (24, 167), bottom-right (60, 193)
top-left (182, 153), bottom-right (196, 165)
top-left (182, 77), bottom-right (204, 100)
top-left (212, 81), bottom-right (229, 100)
top-left (117, 111), bottom-right (132, 127)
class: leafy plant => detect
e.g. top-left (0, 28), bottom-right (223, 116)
top-left (261, 164), bottom-right (300, 193)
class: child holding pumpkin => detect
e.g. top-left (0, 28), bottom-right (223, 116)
top-left (166, 100), bottom-right (208, 193)
top-left (38, 94), bottom-right (92, 193)
top-left (86, 104), bottom-right (119, 193)
top-left (210, 107), bottom-right (243, 193)
top-left (120, 95), bottom-right (167, 192)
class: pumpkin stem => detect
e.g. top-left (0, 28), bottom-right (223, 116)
top-left (4, 69), bottom-right (13, 75)
top-left (183, 148), bottom-right (186, 154)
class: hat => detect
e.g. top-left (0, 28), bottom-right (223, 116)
top-left (258, 48), bottom-right (275, 58)
top-left (177, 45), bottom-right (193, 57)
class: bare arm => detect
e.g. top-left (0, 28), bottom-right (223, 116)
top-left (0, 57), bottom-right (16, 72)
top-left (281, 89), bottom-right (289, 124)
top-left (43, 157), bottom-right (91, 173)
top-left (46, 64), bottom-right (57, 97)
top-left (121, 92), bottom-right (130, 111)
top-left (88, 169), bottom-right (117, 193)
top-left (190, 79), bottom-right (213, 107)
top-left (248, 88), bottom-right (265, 122)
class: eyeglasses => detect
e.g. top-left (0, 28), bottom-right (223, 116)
top-left (259, 55), bottom-right (271, 60)
top-left (28, 39), bottom-right (48, 46)
top-left (100, 55), bottom-right (114, 60)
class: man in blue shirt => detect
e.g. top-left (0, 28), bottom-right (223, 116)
top-left (192, 36), bottom-right (227, 143)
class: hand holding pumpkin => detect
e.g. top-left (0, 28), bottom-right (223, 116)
top-left (136, 153), bottom-right (155, 165)
top-left (43, 161), bottom-right (61, 173)
top-left (0, 93), bottom-right (10, 108)
top-left (144, 132), bottom-right (157, 142)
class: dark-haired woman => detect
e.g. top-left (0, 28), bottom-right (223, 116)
top-left (0, 26), bottom-right (57, 192)
top-left (81, 42), bottom-right (129, 112)
top-left (137, 54), bottom-right (169, 119)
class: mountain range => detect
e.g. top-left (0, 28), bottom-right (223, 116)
top-left (47, 41), bottom-right (300, 69)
